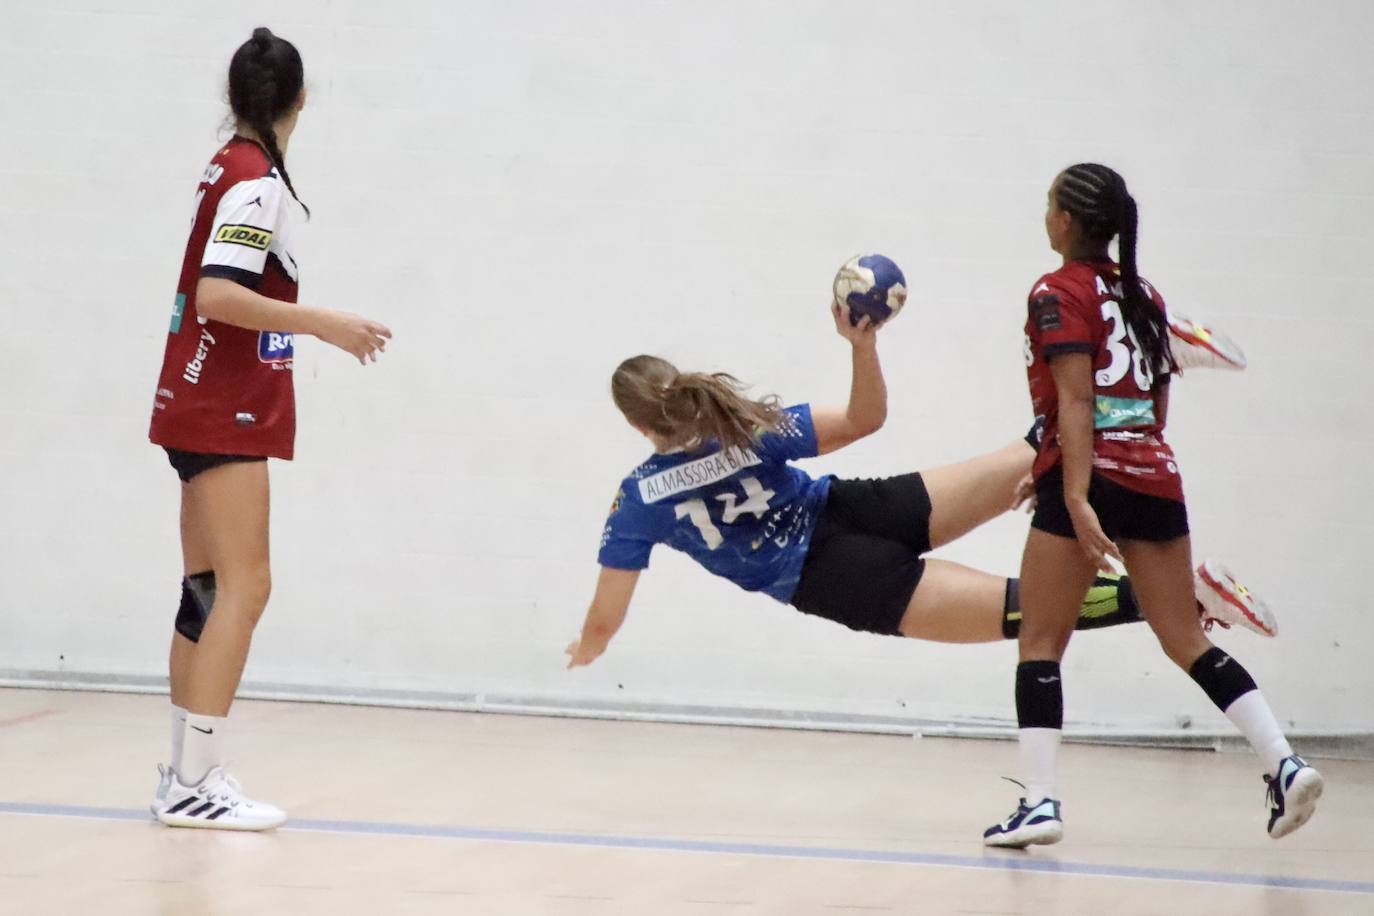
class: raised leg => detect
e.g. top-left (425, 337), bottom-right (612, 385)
top-left (921, 440), bottom-right (1033, 550)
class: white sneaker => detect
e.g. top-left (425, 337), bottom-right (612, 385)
top-left (1167, 312), bottom-right (1247, 371)
top-left (1195, 559), bottom-right (1278, 638)
top-left (150, 763), bottom-right (173, 816)
top-left (155, 765), bottom-right (287, 831)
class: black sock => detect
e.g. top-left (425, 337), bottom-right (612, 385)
top-left (1015, 660), bottom-right (1063, 729)
top-left (1188, 646), bottom-right (1258, 711)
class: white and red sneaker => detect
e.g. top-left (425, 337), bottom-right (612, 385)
top-left (1195, 559), bottom-right (1278, 637)
top-left (1167, 312), bottom-right (1247, 371)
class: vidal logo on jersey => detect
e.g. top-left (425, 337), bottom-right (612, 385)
top-left (258, 331), bottom-right (294, 368)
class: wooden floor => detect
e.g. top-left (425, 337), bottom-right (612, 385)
top-left (0, 689), bottom-right (1369, 915)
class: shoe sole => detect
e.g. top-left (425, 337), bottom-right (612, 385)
top-left (1167, 318), bottom-right (1247, 371)
top-left (156, 811), bottom-right (287, 831)
top-left (1270, 769), bottom-right (1324, 839)
top-left (1198, 560), bottom-right (1278, 638)
top-left (983, 822), bottom-right (1063, 849)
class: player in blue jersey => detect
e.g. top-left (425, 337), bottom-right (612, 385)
top-left (567, 302), bottom-right (1275, 666)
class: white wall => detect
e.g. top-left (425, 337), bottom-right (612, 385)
top-left (2, 0), bottom-right (1370, 735)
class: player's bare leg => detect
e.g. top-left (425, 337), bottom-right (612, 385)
top-left (922, 439), bottom-right (1033, 550)
top-left (1120, 536), bottom-right (1320, 838)
top-left (897, 560), bottom-right (1008, 643)
top-left (897, 558), bottom-right (1272, 646)
top-left (155, 459), bottom-right (285, 830)
top-left (170, 483), bottom-right (210, 708)
top-left (182, 460), bottom-right (271, 717)
top-left (1120, 537), bottom-right (1210, 667)
top-left (982, 528), bottom-right (1097, 848)
top-left (912, 439), bottom-right (1281, 644)
top-left (154, 483), bottom-right (214, 812)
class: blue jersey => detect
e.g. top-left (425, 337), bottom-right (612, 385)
top-left (598, 404), bottom-right (832, 602)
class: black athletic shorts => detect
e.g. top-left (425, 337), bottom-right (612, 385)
top-left (1031, 465), bottom-right (1189, 542)
top-left (164, 448), bottom-right (265, 484)
top-left (789, 473), bottom-right (933, 636)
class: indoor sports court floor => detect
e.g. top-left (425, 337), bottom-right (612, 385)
top-left (0, 688), bottom-right (1369, 915)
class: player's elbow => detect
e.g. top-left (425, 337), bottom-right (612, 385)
top-left (854, 407), bottom-right (886, 439)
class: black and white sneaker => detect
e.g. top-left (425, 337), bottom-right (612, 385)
top-left (154, 765), bottom-right (287, 831)
top-left (983, 796), bottom-right (1063, 848)
top-left (1266, 755), bottom-right (1323, 839)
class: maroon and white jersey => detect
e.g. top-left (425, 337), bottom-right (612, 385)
top-left (1024, 258), bottom-right (1183, 501)
top-left (149, 137), bottom-right (299, 459)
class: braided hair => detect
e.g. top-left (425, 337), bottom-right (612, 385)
top-left (1054, 163), bottom-right (1174, 377)
top-left (228, 27), bottom-right (309, 216)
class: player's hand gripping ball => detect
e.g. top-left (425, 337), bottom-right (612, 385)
top-left (832, 254), bottom-right (907, 326)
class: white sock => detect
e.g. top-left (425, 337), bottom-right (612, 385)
top-left (1224, 690), bottom-right (1293, 775)
top-left (1019, 727), bottom-right (1061, 805)
top-left (180, 713), bottom-right (227, 785)
top-left (170, 704), bottom-right (188, 774)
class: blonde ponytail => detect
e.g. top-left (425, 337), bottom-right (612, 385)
top-left (611, 356), bottom-right (781, 451)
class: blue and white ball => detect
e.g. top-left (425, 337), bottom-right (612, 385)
top-left (832, 254), bottom-right (907, 326)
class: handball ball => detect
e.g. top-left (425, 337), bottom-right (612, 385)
top-left (833, 254), bottom-right (907, 326)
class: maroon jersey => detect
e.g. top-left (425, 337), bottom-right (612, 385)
top-left (1024, 258), bottom-right (1183, 501)
top-left (149, 137), bottom-right (299, 459)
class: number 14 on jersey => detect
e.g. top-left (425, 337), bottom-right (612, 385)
top-left (674, 477), bottom-right (776, 549)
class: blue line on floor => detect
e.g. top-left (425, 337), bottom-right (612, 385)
top-left (2, 801), bottom-right (1369, 896)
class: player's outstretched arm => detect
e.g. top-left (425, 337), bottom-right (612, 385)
top-left (196, 277), bottom-right (392, 365)
top-left (566, 566), bottom-right (641, 668)
top-left (813, 301), bottom-right (886, 456)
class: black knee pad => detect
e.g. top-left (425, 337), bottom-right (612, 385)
top-left (176, 571), bottom-right (216, 643)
